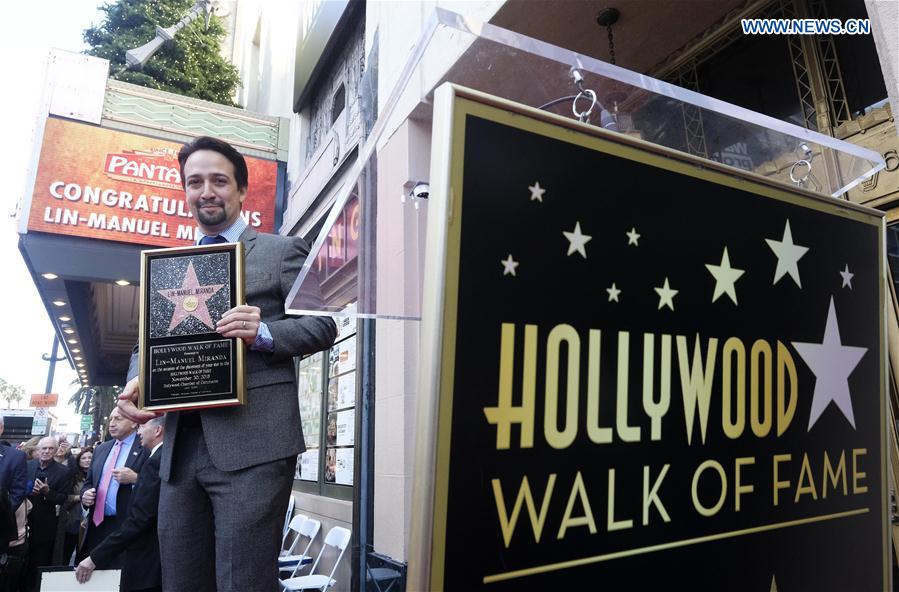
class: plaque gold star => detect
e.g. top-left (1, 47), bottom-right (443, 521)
top-left (158, 261), bottom-right (225, 332)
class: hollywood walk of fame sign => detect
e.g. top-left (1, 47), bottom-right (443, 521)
top-left (138, 242), bottom-right (245, 411)
top-left (412, 86), bottom-right (888, 591)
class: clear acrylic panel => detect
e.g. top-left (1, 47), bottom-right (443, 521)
top-left (285, 7), bottom-right (885, 321)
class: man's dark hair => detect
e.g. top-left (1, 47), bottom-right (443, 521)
top-left (178, 136), bottom-right (249, 192)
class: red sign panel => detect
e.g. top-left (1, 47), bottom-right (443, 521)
top-left (27, 118), bottom-right (279, 247)
top-left (30, 393), bottom-right (59, 407)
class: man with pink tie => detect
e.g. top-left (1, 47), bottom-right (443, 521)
top-left (79, 406), bottom-right (147, 564)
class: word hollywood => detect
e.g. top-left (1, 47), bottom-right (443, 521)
top-left (484, 320), bottom-right (869, 544)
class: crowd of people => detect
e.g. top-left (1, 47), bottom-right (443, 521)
top-left (0, 410), bottom-right (164, 592)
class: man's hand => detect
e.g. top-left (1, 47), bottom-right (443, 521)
top-left (112, 467), bottom-right (137, 485)
top-left (33, 478), bottom-right (48, 495)
top-left (75, 556), bottom-right (96, 583)
top-left (82, 487), bottom-right (96, 507)
top-left (217, 304), bottom-right (262, 345)
top-left (117, 376), bottom-right (161, 424)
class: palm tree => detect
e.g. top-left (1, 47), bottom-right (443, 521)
top-left (69, 383), bottom-right (122, 439)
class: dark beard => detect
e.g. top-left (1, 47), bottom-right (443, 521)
top-left (196, 205), bottom-right (227, 227)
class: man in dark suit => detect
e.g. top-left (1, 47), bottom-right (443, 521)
top-left (0, 416), bottom-right (27, 591)
top-left (25, 437), bottom-right (72, 590)
top-left (79, 407), bottom-right (146, 564)
top-left (75, 416), bottom-right (164, 592)
top-left (118, 136), bottom-right (336, 591)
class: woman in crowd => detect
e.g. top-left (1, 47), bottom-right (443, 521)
top-left (54, 446), bottom-right (93, 565)
top-left (17, 437), bottom-right (40, 461)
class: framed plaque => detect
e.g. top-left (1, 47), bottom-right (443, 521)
top-left (139, 242), bottom-right (246, 411)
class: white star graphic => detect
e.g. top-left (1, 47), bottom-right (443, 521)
top-left (606, 283), bottom-right (621, 302)
top-left (626, 227), bottom-right (640, 246)
top-left (792, 297), bottom-right (867, 431)
top-left (654, 277), bottom-right (678, 311)
top-left (839, 264), bottom-right (854, 289)
top-left (705, 247), bottom-right (745, 305)
top-left (563, 222), bottom-right (592, 258)
top-left (501, 254), bottom-right (519, 276)
top-left (528, 181), bottom-right (546, 202)
top-left (765, 220), bottom-right (808, 287)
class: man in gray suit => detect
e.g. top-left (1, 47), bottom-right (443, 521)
top-left (118, 136), bottom-right (336, 591)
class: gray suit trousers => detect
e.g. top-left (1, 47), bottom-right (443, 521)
top-left (157, 427), bottom-right (294, 592)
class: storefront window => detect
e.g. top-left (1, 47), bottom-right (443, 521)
top-left (294, 308), bottom-right (357, 499)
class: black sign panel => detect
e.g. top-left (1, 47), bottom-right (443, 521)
top-left (139, 243), bottom-right (245, 411)
top-left (423, 94), bottom-right (886, 590)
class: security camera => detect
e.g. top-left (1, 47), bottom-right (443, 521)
top-left (412, 183), bottom-right (430, 199)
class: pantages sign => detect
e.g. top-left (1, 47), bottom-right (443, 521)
top-left (415, 88), bottom-right (887, 590)
top-left (26, 117), bottom-right (279, 247)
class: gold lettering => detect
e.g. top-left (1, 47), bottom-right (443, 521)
top-left (586, 329), bottom-right (612, 444)
top-left (722, 337), bottom-right (746, 439)
top-left (557, 471), bottom-right (597, 538)
top-left (750, 340), bottom-right (773, 438)
top-left (852, 448), bottom-right (868, 494)
top-left (643, 464), bottom-right (671, 525)
top-left (692, 460), bottom-right (727, 517)
top-left (735, 457), bottom-right (755, 511)
top-left (776, 342), bottom-right (797, 436)
top-left (643, 334), bottom-right (671, 441)
top-left (794, 453), bottom-right (818, 502)
top-left (492, 474), bottom-right (556, 547)
top-left (617, 332), bottom-right (640, 442)
top-left (822, 450), bottom-right (847, 498)
top-left (607, 469), bottom-right (633, 531)
top-left (544, 325), bottom-right (580, 449)
top-left (677, 335), bottom-right (718, 445)
top-left (773, 453), bottom-right (791, 506)
top-left (484, 324), bottom-right (536, 449)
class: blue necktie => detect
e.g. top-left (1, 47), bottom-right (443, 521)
top-left (199, 235), bottom-right (228, 245)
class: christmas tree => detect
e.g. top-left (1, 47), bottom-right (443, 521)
top-left (84, 0), bottom-right (240, 106)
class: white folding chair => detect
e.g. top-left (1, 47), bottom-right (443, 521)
top-left (279, 517), bottom-right (320, 576)
top-left (280, 526), bottom-right (352, 591)
top-left (280, 513), bottom-right (307, 556)
top-left (282, 494), bottom-right (296, 542)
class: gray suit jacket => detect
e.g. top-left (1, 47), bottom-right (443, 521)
top-left (128, 228), bottom-right (336, 479)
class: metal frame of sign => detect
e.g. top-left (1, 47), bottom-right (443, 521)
top-left (410, 83), bottom-right (889, 590)
top-left (139, 242), bottom-right (246, 411)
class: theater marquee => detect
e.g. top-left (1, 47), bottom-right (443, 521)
top-left (25, 117), bottom-right (278, 247)
top-left (413, 86), bottom-right (888, 590)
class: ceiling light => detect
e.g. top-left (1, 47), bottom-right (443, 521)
top-left (63, 328), bottom-right (75, 334)
top-left (42, 273), bottom-right (58, 280)
top-left (67, 339), bottom-right (78, 344)
top-left (52, 300), bottom-right (66, 307)
top-left (58, 316), bottom-right (71, 322)
top-left (115, 279), bottom-right (131, 286)
top-left (74, 356), bottom-right (82, 361)
top-left (71, 348), bottom-right (81, 353)
top-left (76, 363), bottom-right (85, 368)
